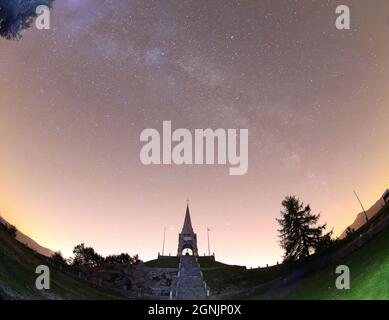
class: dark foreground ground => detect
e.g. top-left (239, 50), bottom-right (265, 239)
top-left (1, 202), bottom-right (388, 299)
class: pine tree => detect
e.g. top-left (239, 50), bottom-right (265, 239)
top-left (277, 196), bottom-right (332, 261)
top-left (0, 0), bottom-right (55, 39)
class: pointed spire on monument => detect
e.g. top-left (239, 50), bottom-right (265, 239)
top-left (177, 199), bottom-right (198, 256)
top-left (182, 201), bottom-right (194, 234)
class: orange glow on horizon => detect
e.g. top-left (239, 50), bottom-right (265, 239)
top-left (1, 1), bottom-right (389, 268)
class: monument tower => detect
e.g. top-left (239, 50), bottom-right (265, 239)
top-left (177, 203), bottom-right (199, 256)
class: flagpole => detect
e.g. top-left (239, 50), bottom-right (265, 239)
top-left (162, 227), bottom-right (166, 256)
top-left (207, 227), bottom-right (211, 256)
top-left (354, 190), bottom-right (369, 223)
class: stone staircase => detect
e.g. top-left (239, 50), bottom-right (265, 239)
top-left (176, 255), bottom-right (208, 300)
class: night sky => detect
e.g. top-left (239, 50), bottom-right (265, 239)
top-left (0, 0), bottom-right (388, 266)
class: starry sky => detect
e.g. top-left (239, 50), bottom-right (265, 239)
top-left (0, 0), bottom-right (388, 267)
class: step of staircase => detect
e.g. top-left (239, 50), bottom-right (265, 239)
top-left (176, 255), bottom-right (208, 300)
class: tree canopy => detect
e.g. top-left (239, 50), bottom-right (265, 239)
top-left (72, 243), bottom-right (104, 268)
top-left (72, 243), bottom-right (140, 268)
top-left (0, 0), bottom-right (55, 39)
top-left (277, 196), bottom-right (333, 261)
top-left (105, 253), bottom-right (140, 265)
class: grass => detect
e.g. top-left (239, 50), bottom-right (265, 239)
top-left (144, 256), bottom-right (229, 269)
top-left (204, 202), bottom-right (389, 299)
top-left (0, 228), bottom-right (121, 300)
top-left (248, 204), bottom-right (389, 300)
top-left (254, 220), bottom-right (389, 300)
top-left (2, 202), bottom-right (388, 300)
top-left (198, 257), bottom-right (229, 268)
top-left (144, 257), bottom-right (180, 268)
top-left (203, 263), bottom-right (294, 295)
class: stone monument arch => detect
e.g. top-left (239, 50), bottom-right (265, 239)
top-left (177, 203), bottom-right (199, 256)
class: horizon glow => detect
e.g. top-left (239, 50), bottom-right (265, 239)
top-left (0, 0), bottom-right (389, 268)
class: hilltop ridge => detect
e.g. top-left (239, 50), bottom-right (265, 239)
top-left (0, 216), bottom-right (54, 257)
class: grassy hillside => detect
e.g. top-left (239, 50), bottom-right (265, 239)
top-left (0, 228), bottom-right (121, 300)
top-left (144, 257), bottom-right (180, 268)
top-left (255, 219), bottom-right (389, 300)
top-left (246, 204), bottom-right (389, 300)
top-left (2, 202), bottom-right (388, 300)
top-left (203, 262), bottom-right (293, 295)
top-left (198, 257), bottom-right (229, 268)
top-left (0, 216), bottom-right (53, 256)
top-left (204, 203), bottom-right (389, 300)
top-left (144, 256), bottom-right (228, 269)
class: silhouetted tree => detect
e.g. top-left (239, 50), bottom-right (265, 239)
top-left (50, 251), bottom-right (67, 265)
top-left (105, 253), bottom-right (141, 265)
top-left (314, 231), bottom-right (334, 253)
top-left (0, 0), bottom-right (55, 39)
top-left (105, 253), bottom-right (131, 265)
top-left (0, 219), bottom-right (6, 230)
top-left (131, 254), bottom-right (141, 265)
top-left (0, 216), bottom-right (17, 237)
top-left (72, 243), bottom-right (103, 268)
top-left (277, 196), bottom-right (332, 261)
top-left (3, 223), bottom-right (17, 238)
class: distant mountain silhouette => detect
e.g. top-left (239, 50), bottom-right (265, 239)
top-left (340, 195), bottom-right (386, 239)
top-left (0, 216), bottom-right (54, 257)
